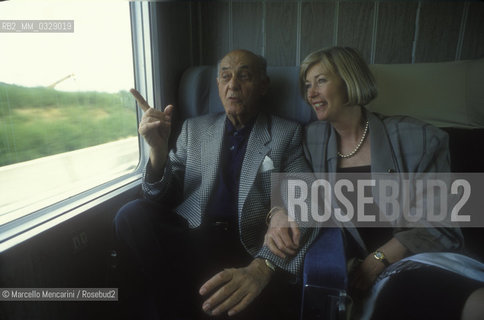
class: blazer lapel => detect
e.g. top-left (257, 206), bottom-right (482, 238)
top-left (326, 125), bottom-right (339, 173)
top-left (238, 113), bottom-right (271, 216)
top-left (307, 121), bottom-right (334, 173)
top-left (367, 110), bottom-right (399, 173)
top-left (200, 114), bottom-right (225, 215)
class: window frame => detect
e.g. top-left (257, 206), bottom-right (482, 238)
top-left (0, 2), bottom-right (154, 253)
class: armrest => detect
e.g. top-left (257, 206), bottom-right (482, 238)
top-left (303, 227), bottom-right (347, 291)
top-left (300, 227), bottom-right (348, 320)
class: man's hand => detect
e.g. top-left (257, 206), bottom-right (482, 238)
top-left (130, 88), bottom-right (173, 175)
top-left (199, 258), bottom-right (272, 317)
top-left (264, 208), bottom-right (300, 259)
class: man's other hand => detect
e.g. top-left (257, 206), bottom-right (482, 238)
top-left (199, 258), bottom-right (272, 317)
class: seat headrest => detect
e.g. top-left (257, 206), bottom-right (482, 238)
top-left (368, 59), bottom-right (484, 128)
top-left (178, 66), bottom-right (316, 124)
top-left (179, 58), bottom-right (484, 129)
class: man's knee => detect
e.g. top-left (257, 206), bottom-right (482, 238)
top-left (114, 199), bottom-right (161, 239)
top-left (114, 199), bottom-right (186, 241)
top-left (114, 199), bottom-right (140, 234)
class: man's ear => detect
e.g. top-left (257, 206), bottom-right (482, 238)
top-left (260, 76), bottom-right (270, 96)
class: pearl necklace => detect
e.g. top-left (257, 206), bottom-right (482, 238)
top-left (337, 120), bottom-right (369, 159)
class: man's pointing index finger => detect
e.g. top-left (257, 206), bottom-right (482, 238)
top-left (130, 88), bottom-right (151, 112)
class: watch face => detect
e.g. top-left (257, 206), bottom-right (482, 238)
top-left (374, 251), bottom-right (390, 266)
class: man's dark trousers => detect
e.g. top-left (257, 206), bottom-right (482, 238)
top-left (114, 199), bottom-right (300, 320)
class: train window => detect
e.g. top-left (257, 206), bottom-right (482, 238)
top-left (0, 2), bottom-right (147, 240)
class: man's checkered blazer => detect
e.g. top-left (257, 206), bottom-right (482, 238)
top-left (142, 111), bottom-right (319, 276)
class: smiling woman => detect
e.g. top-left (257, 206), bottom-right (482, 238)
top-left (0, 2), bottom-right (139, 233)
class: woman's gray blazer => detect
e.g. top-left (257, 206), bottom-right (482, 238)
top-left (304, 108), bottom-right (463, 254)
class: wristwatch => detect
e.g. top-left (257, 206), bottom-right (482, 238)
top-left (264, 259), bottom-right (276, 272)
top-left (373, 250), bottom-right (390, 267)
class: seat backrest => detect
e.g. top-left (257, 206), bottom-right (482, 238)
top-left (177, 61), bottom-right (484, 261)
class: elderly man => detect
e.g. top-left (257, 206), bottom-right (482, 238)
top-left (115, 49), bottom-right (316, 319)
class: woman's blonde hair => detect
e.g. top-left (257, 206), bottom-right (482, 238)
top-left (299, 47), bottom-right (377, 106)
